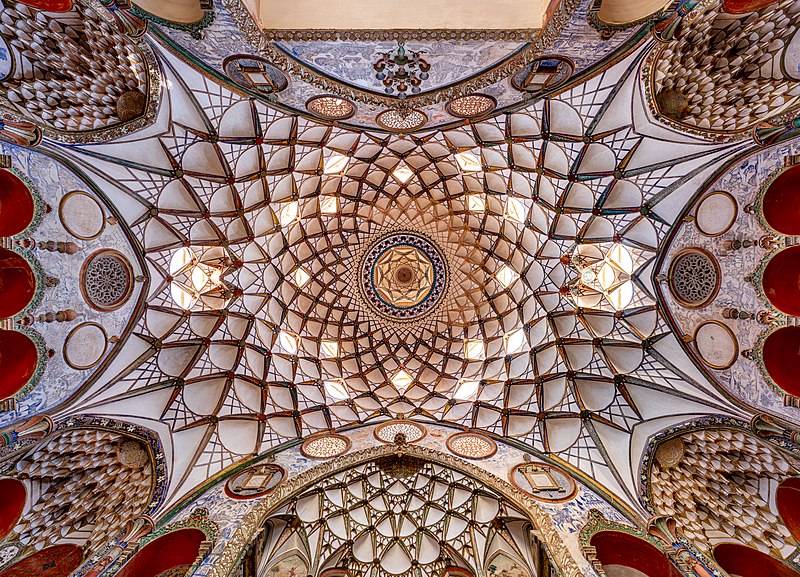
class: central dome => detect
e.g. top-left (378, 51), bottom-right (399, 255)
top-left (360, 232), bottom-right (447, 320)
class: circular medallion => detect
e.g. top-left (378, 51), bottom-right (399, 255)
top-left (693, 320), bottom-right (738, 370)
top-left (80, 249), bottom-right (135, 312)
top-left (306, 95), bottom-right (356, 120)
top-left (694, 191), bottom-right (738, 237)
top-left (359, 232), bottom-right (447, 321)
top-left (59, 191), bottom-right (106, 240)
top-left (374, 420), bottom-right (427, 444)
top-left (225, 463), bottom-right (285, 499)
top-left (63, 322), bottom-right (108, 370)
top-left (223, 55), bottom-right (289, 95)
top-left (446, 432), bottom-right (497, 459)
top-left (654, 437), bottom-right (685, 469)
top-left (117, 439), bottom-right (150, 468)
top-left (511, 56), bottom-right (574, 93)
top-left (446, 94), bottom-right (497, 119)
top-left (301, 433), bottom-right (352, 459)
top-left (376, 108), bottom-right (428, 131)
top-left (668, 248), bottom-right (720, 308)
top-left (509, 461), bottom-right (577, 502)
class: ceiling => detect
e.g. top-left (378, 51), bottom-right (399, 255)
top-left (42, 41), bottom-right (755, 513)
top-left (2, 0), bottom-right (800, 574)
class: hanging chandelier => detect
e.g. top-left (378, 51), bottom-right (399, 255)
top-left (373, 42), bottom-right (431, 98)
top-left (561, 243), bottom-right (640, 312)
top-left (168, 246), bottom-right (242, 311)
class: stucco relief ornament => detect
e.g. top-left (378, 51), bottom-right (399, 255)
top-left (207, 444), bottom-right (584, 577)
top-left (373, 42), bottom-right (431, 98)
top-left (98, 0), bottom-right (148, 37)
top-left (754, 115), bottom-right (800, 147)
top-left (651, 0), bottom-right (702, 42)
top-left (222, 0), bottom-right (582, 110)
top-left (78, 516), bottom-right (154, 577)
top-left (0, 117), bottom-right (41, 148)
top-left (0, 414), bottom-right (52, 464)
top-left (647, 516), bottom-right (716, 577)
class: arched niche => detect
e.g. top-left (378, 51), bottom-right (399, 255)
top-left (0, 171), bottom-right (34, 237)
top-left (763, 327), bottom-right (800, 396)
top-left (132, 0), bottom-right (204, 24)
top-left (222, 445), bottom-right (580, 577)
top-left (116, 527), bottom-right (206, 577)
top-left (0, 249), bottom-right (35, 319)
top-left (763, 166), bottom-right (800, 235)
top-left (0, 544), bottom-right (83, 577)
top-left (0, 478), bottom-right (25, 541)
top-left (722, 0), bottom-right (778, 13)
top-left (0, 330), bottom-right (38, 399)
top-left (714, 543), bottom-right (800, 577)
top-left (590, 531), bottom-right (682, 577)
top-left (595, 0), bottom-right (670, 25)
top-left (763, 247), bottom-right (800, 316)
top-left (777, 477), bottom-right (800, 543)
top-left (15, 0), bottom-right (72, 10)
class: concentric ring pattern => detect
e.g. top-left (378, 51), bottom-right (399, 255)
top-left (67, 51), bottom-right (741, 508)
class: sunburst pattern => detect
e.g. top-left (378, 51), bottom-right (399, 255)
top-left (257, 458), bottom-right (543, 577)
top-left (58, 46), bottom-right (748, 510)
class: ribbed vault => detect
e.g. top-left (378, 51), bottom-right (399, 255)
top-left (58, 44), bottom-right (749, 511)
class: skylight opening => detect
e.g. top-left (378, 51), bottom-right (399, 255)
top-left (504, 197), bottom-right (527, 223)
top-left (391, 368), bottom-right (414, 393)
top-left (392, 162), bottom-right (414, 184)
top-left (278, 201), bottom-right (300, 227)
top-left (455, 151), bottom-right (482, 173)
top-left (467, 193), bottom-right (486, 212)
top-left (323, 153), bottom-right (349, 175)
top-left (464, 339), bottom-right (486, 361)
top-left (278, 330), bottom-right (299, 355)
top-left (324, 379), bottom-right (350, 401)
top-left (453, 379), bottom-right (480, 400)
top-left (169, 246), bottom-right (196, 275)
top-left (294, 267), bottom-right (311, 288)
top-left (504, 328), bottom-right (527, 355)
top-left (607, 280), bottom-right (635, 311)
top-left (170, 282), bottom-right (197, 311)
top-left (496, 264), bottom-right (519, 288)
top-left (319, 194), bottom-right (339, 214)
top-left (320, 339), bottom-right (339, 359)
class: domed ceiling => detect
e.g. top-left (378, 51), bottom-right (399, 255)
top-left (46, 41), bottom-right (756, 511)
top-left (2, 0), bottom-right (800, 573)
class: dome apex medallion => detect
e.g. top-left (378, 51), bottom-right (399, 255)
top-left (359, 231), bottom-right (448, 322)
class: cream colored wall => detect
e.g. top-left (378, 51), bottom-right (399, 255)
top-left (596, 0), bottom-right (670, 24)
top-left (134, 0), bottom-right (204, 23)
top-left (254, 0), bottom-right (547, 29)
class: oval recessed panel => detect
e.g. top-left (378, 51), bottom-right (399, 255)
top-left (63, 322), bottom-right (108, 370)
top-left (694, 191), bottom-right (737, 237)
top-left (59, 191), bottom-right (105, 240)
top-left (694, 321), bottom-right (738, 370)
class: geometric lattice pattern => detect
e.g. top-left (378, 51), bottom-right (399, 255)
top-left (259, 458), bottom-right (541, 577)
top-left (651, 429), bottom-right (798, 558)
top-left (652, 0), bottom-right (800, 134)
top-left (65, 47), bottom-right (745, 508)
